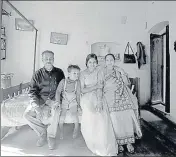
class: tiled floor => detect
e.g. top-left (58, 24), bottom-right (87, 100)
top-left (1, 121), bottom-right (174, 156)
top-left (141, 109), bottom-right (176, 142)
top-left (1, 124), bottom-right (95, 156)
top-left (140, 109), bottom-right (176, 156)
top-left (153, 104), bottom-right (166, 113)
top-left (140, 110), bottom-right (162, 122)
top-left (141, 110), bottom-right (176, 146)
top-left (152, 104), bottom-right (176, 125)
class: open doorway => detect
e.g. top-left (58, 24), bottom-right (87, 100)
top-left (150, 24), bottom-right (170, 113)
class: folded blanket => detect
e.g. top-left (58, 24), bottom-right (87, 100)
top-left (1, 94), bottom-right (30, 127)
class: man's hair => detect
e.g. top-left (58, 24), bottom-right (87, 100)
top-left (42, 50), bottom-right (54, 56)
top-left (67, 65), bottom-right (81, 73)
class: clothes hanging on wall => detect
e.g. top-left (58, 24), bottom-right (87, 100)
top-left (136, 42), bottom-right (146, 69)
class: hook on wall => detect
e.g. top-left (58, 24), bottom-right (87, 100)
top-left (174, 41), bottom-right (176, 52)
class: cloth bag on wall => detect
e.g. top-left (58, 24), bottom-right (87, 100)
top-left (123, 42), bottom-right (136, 63)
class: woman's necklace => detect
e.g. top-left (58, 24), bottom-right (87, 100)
top-left (105, 66), bottom-right (114, 75)
top-left (87, 67), bottom-right (96, 75)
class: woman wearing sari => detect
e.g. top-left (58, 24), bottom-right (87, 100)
top-left (80, 53), bottom-right (117, 156)
top-left (101, 53), bottom-right (142, 153)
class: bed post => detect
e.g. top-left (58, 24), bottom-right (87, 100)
top-left (5, 1), bottom-right (38, 74)
top-left (33, 30), bottom-right (38, 74)
top-left (0, 0), bottom-right (2, 104)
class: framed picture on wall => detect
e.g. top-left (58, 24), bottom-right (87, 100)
top-left (91, 42), bottom-right (121, 66)
top-left (50, 32), bottom-right (68, 45)
top-left (15, 18), bottom-right (34, 31)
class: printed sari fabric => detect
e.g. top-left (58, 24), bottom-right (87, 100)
top-left (102, 66), bottom-right (142, 145)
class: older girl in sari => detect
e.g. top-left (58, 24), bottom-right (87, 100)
top-left (80, 54), bottom-right (117, 156)
top-left (101, 53), bottom-right (142, 153)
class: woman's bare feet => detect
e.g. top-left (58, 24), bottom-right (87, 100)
top-left (126, 143), bottom-right (134, 154)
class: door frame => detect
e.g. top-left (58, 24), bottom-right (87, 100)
top-left (150, 25), bottom-right (170, 113)
top-left (150, 33), bottom-right (164, 106)
top-left (0, 0), bottom-right (2, 103)
top-left (165, 25), bottom-right (170, 113)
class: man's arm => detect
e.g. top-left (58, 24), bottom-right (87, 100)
top-left (55, 79), bottom-right (64, 105)
top-left (28, 72), bottom-right (40, 108)
top-left (59, 69), bottom-right (65, 80)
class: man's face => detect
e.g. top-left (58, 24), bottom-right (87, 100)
top-left (42, 53), bottom-right (54, 70)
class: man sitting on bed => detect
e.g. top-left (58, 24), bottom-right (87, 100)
top-left (24, 50), bottom-right (65, 150)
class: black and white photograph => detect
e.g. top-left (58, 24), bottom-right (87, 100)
top-left (1, 1), bottom-right (176, 156)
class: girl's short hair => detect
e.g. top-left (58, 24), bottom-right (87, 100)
top-left (67, 65), bottom-right (81, 72)
top-left (85, 53), bottom-right (98, 67)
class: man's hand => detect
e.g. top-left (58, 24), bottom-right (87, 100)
top-left (31, 102), bottom-right (39, 108)
top-left (34, 106), bottom-right (43, 119)
top-left (46, 99), bottom-right (60, 110)
top-left (45, 99), bottom-right (55, 106)
top-left (31, 102), bottom-right (43, 118)
top-left (34, 107), bottom-right (42, 113)
top-left (52, 101), bottom-right (61, 111)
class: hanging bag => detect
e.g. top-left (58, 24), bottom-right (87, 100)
top-left (123, 42), bottom-right (136, 63)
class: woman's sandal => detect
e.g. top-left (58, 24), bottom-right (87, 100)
top-left (126, 143), bottom-right (134, 154)
top-left (118, 145), bottom-right (124, 153)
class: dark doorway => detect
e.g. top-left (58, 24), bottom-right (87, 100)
top-left (150, 25), bottom-right (170, 113)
